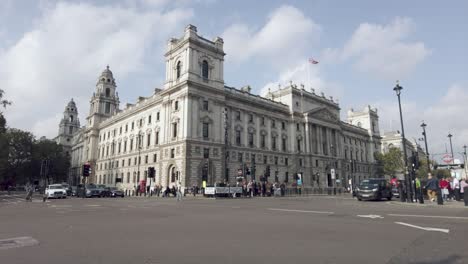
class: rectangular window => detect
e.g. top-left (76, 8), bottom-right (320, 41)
top-left (124, 141), bottom-right (127, 152)
top-left (282, 138), bottom-right (286, 151)
top-left (272, 137), bottom-right (277, 150)
top-left (105, 102), bottom-right (110, 114)
top-left (138, 156), bottom-right (141, 165)
top-left (248, 114), bottom-right (253, 123)
top-left (145, 155), bottom-right (148, 164)
top-left (297, 139), bottom-right (301, 152)
top-left (203, 148), bottom-right (209, 159)
top-left (263, 155), bottom-right (267, 164)
top-left (128, 158), bottom-right (131, 166)
top-left (203, 100), bottom-right (209, 111)
top-left (248, 133), bottom-right (254, 147)
top-left (272, 120), bottom-right (276, 128)
top-left (120, 127), bottom-right (122, 134)
top-left (130, 139), bottom-right (133, 151)
top-left (261, 135), bottom-right (266, 148)
top-left (171, 148), bottom-right (175, 158)
top-left (147, 134), bottom-right (151, 147)
top-left (156, 112), bottom-right (160, 121)
top-left (299, 159), bottom-right (303, 167)
top-left (172, 123), bottom-right (178, 138)
top-left (122, 159), bottom-right (125, 167)
top-left (285, 158), bottom-right (288, 166)
top-left (125, 124), bottom-right (128, 132)
top-left (118, 142), bottom-right (121, 153)
top-left (282, 122), bottom-right (286, 130)
top-left (238, 152), bottom-right (243, 162)
top-left (131, 122), bottom-right (134, 130)
top-left (297, 123), bottom-right (300, 131)
top-left (274, 156), bottom-right (278, 165)
top-left (116, 161), bottom-right (119, 168)
top-left (203, 123), bottom-right (209, 139)
top-left (153, 154), bottom-right (157, 162)
top-left (236, 111), bottom-right (241, 120)
top-left (148, 115), bottom-right (152, 124)
top-left (236, 131), bottom-right (241, 146)
top-left (155, 132), bottom-right (159, 145)
top-left (285, 172), bottom-right (289, 183)
top-left (261, 117), bottom-right (265, 125)
top-left (134, 157), bottom-right (137, 165)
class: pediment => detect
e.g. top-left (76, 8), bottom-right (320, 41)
top-left (306, 107), bottom-right (339, 123)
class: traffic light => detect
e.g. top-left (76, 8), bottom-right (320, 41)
top-left (148, 167), bottom-right (155, 178)
top-left (83, 164), bottom-right (91, 177)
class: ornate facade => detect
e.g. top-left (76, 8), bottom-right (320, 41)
top-left (59, 25), bottom-right (382, 190)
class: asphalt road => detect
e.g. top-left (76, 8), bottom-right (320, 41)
top-left (1, 194), bottom-right (467, 264)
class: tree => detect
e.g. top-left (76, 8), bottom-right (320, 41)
top-left (0, 128), bottom-right (34, 185)
top-left (375, 147), bottom-right (404, 177)
top-left (0, 89), bottom-right (11, 133)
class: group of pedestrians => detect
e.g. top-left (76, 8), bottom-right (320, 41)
top-left (425, 173), bottom-right (468, 202)
top-left (244, 181), bottom-right (286, 197)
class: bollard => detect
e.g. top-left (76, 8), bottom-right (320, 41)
top-left (436, 188), bottom-right (444, 205)
top-left (464, 186), bottom-right (468, 206)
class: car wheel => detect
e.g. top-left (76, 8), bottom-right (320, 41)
top-left (387, 196), bottom-right (392, 201)
top-left (357, 197), bottom-right (362, 201)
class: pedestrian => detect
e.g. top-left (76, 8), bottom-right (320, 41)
top-left (415, 177), bottom-right (421, 201)
top-left (176, 182), bottom-right (183, 202)
top-left (439, 177), bottom-right (449, 201)
top-left (460, 178), bottom-right (467, 201)
top-left (25, 185), bottom-right (33, 202)
top-left (425, 173), bottom-right (438, 202)
top-left (452, 176), bottom-right (461, 201)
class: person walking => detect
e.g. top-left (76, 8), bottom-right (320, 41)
top-left (452, 176), bottom-right (461, 201)
top-left (425, 173), bottom-right (438, 202)
top-left (439, 177), bottom-right (449, 201)
top-left (176, 182), bottom-right (183, 202)
top-left (460, 178), bottom-right (468, 201)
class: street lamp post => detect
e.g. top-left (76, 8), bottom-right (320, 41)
top-left (463, 145), bottom-right (467, 176)
top-left (137, 131), bottom-right (143, 196)
top-left (448, 133), bottom-right (455, 165)
top-left (421, 122), bottom-right (430, 172)
top-left (393, 81), bottom-right (412, 202)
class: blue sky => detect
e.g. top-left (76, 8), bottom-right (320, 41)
top-left (1, 0), bottom-right (467, 161)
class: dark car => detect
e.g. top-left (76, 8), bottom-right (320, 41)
top-left (96, 184), bottom-right (111, 197)
top-left (108, 187), bottom-right (124, 198)
top-left (85, 185), bottom-right (101, 198)
top-left (356, 178), bottom-right (392, 201)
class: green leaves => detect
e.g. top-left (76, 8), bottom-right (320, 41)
top-left (375, 147), bottom-right (404, 177)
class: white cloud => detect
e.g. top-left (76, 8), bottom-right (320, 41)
top-left (324, 17), bottom-right (430, 79)
top-left (259, 61), bottom-right (342, 101)
top-left (0, 2), bottom-right (193, 138)
top-left (222, 5), bottom-right (321, 67)
top-left (375, 83), bottom-right (468, 161)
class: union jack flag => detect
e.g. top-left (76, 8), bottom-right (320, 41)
top-left (308, 58), bottom-right (319, 64)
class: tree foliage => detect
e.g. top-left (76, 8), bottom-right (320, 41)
top-left (375, 147), bottom-right (404, 177)
top-left (0, 89), bottom-right (69, 188)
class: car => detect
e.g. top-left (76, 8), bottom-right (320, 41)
top-left (71, 186), bottom-right (78, 196)
top-left (84, 185), bottom-right (101, 198)
top-left (392, 187), bottom-right (400, 198)
top-left (45, 184), bottom-right (67, 199)
top-left (61, 183), bottom-right (72, 196)
top-left (355, 178), bottom-right (392, 201)
top-left (96, 184), bottom-right (110, 197)
top-left (108, 187), bottom-right (124, 198)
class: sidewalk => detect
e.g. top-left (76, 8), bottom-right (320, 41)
top-left (388, 200), bottom-right (468, 209)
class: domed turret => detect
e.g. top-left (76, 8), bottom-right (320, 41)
top-left (97, 65), bottom-right (116, 85)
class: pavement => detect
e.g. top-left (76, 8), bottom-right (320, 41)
top-left (1, 193), bottom-right (468, 264)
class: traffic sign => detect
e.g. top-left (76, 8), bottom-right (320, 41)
top-left (442, 154), bottom-right (453, 164)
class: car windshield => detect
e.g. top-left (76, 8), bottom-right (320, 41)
top-left (49, 185), bottom-right (62, 189)
top-left (359, 180), bottom-right (381, 187)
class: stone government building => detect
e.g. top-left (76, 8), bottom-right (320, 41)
top-left (55, 25), bottom-right (382, 191)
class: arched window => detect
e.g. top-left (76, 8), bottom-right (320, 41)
top-left (202, 60), bottom-right (209, 79)
top-left (176, 61), bottom-right (182, 79)
top-left (69, 115), bottom-right (73, 122)
top-left (105, 88), bottom-right (110, 97)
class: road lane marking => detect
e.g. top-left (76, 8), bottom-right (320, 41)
top-left (84, 204), bottom-right (101, 207)
top-left (357, 214), bottom-right (384, 219)
top-left (388, 214), bottom-right (468, 220)
top-left (0, 236), bottom-right (39, 250)
top-left (267, 208), bottom-right (334, 214)
top-left (395, 222), bottom-right (450, 234)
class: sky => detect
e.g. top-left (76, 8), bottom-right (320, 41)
top-left (1, 0), bottom-right (467, 162)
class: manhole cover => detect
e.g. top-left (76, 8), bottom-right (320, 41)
top-left (0, 237), bottom-right (39, 250)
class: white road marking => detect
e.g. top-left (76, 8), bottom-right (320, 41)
top-left (84, 204), bottom-right (101, 207)
top-left (395, 222), bottom-right (450, 234)
top-left (388, 214), bottom-right (468, 220)
top-left (0, 236), bottom-right (39, 250)
top-left (267, 208), bottom-right (334, 214)
top-left (357, 214), bottom-right (384, 219)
